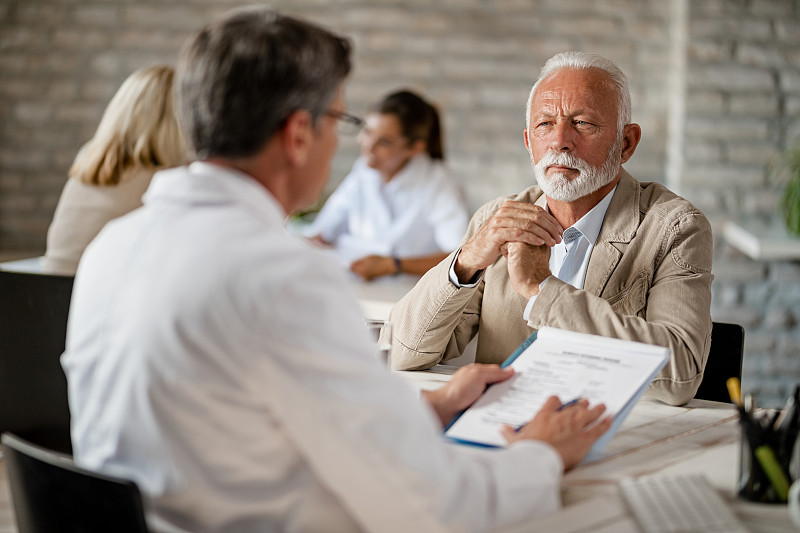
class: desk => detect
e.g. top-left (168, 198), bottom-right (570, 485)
top-left (0, 256), bottom-right (44, 274)
top-left (400, 369), bottom-right (796, 533)
top-left (349, 273), bottom-right (420, 320)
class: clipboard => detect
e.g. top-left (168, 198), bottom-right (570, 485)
top-left (443, 327), bottom-right (670, 458)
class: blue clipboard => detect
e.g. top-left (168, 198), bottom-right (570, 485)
top-left (443, 328), bottom-right (669, 456)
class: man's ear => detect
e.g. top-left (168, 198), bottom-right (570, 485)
top-left (523, 129), bottom-right (531, 154)
top-left (620, 123), bottom-right (642, 164)
top-left (282, 110), bottom-right (314, 167)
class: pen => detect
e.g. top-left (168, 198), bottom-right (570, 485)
top-left (557, 397), bottom-right (582, 411)
top-left (514, 398), bottom-right (583, 431)
top-left (754, 443), bottom-right (790, 501)
top-left (727, 377), bottom-right (742, 407)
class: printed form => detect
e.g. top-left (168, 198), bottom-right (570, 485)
top-left (445, 327), bottom-right (669, 449)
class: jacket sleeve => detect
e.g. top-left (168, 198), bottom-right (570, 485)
top-left (390, 200), bottom-right (502, 370)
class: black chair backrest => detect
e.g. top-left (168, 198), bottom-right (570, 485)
top-left (0, 270), bottom-right (74, 453)
top-left (694, 321), bottom-right (745, 403)
top-left (2, 432), bottom-right (150, 533)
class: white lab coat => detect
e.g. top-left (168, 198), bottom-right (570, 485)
top-left (62, 161), bottom-right (561, 533)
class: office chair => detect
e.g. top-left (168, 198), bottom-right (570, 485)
top-left (694, 321), bottom-right (745, 403)
top-left (2, 432), bottom-right (150, 533)
top-left (0, 270), bottom-right (74, 453)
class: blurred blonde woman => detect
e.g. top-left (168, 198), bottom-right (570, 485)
top-left (43, 65), bottom-right (185, 275)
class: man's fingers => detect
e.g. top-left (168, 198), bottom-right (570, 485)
top-left (497, 201), bottom-right (564, 242)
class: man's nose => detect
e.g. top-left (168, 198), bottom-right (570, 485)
top-left (550, 121), bottom-right (575, 152)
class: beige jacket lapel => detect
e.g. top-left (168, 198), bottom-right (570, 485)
top-left (584, 170), bottom-right (641, 297)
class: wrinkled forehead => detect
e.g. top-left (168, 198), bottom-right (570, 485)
top-left (531, 67), bottom-right (619, 118)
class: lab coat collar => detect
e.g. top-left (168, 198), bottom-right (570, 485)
top-left (144, 161), bottom-right (287, 228)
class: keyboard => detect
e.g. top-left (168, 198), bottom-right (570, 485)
top-left (619, 474), bottom-right (750, 533)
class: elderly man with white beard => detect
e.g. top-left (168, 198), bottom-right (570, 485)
top-left (390, 52), bottom-right (713, 406)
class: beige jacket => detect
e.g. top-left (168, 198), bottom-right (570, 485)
top-left (391, 171), bottom-right (713, 405)
top-left (43, 168), bottom-right (156, 275)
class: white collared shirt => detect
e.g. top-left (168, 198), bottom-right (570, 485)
top-left (63, 161), bottom-right (563, 533)
top-left (311, 154), bottom-right (469, 264)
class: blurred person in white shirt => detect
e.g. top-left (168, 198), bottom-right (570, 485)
top-left (310, 90), bottom-right (469, 281)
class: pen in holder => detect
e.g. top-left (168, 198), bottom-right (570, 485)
top-left (733, 380), bottom-right (800, 504)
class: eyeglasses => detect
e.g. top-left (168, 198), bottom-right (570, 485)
top-left (325, 109), bottom-right (365, 135)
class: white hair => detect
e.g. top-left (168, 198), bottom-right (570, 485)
top-left (525, 51), bottom-right (631, 135)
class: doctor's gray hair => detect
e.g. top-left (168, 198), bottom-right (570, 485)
top-left (177, 6), bottom-right (352, 159)
top-left (525, 51), bottom-right (631, 136)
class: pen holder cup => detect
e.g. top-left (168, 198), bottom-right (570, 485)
top-left (738, 411), bottom-right (799, 504)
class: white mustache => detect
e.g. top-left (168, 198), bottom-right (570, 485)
top-left (535, 151), bottom-right (593, 174)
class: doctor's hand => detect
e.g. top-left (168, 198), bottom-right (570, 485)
top-left (455, 201), bottom-right (562, 284)
top-left (423, 364), bottom-right (514, 427)
top-left (502, 396), bottom-right (613, 471)
top-left (350, 255), bottom-right (396, 281)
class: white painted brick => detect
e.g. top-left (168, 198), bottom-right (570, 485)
top-left (780, 70), bottom-right (800, 93)
top-left (0, 27), bottom-right (49, 50)
top-left (14, 102), bottom-right (54, 123)
top-left (0, 174), bottom-right (24, 193)
top-left (749, 0), bottom-right (794, 17)
top-left (688, 65), bottom-right (775, 92)
top-left (686, 141), bottom-right (724, 163)
top-left (73, 5), bottom-right (120, 26)
top-left (690, 0), bottom-right (747, 16)
top-left (787, 96), bottom-right (800, 115)
top-left (687, 41), bottom-right (735, 62)
top-left (16, 4), bottom-right (67, 26)
top-left (0, 54), bottom-right (31, 74)
top-left (682, 165), bottom-right (767, 187)
top-left (685, 90), bottom-right (726, 114)
top-left (53, 103), bottom-right (105, 124)
top-left (711, 305), bottom-right (763, 328)
top-left (122, 5), bottom-right (208, 30)
top-left (726, 142), bottom-right (780, 166)
top-left (776, 20), bottom-right (800, 45)
top-left (729, 93), bottom-right (779, 116)
top-left (685, 116), bottom-right (771, 141)
top-left (768, 262), bottom-right (800, 283)
top-left (737, 44), bottom-right (792, 68)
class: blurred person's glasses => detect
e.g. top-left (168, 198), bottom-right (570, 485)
top-left (325, 110), bottom-right (364, 135)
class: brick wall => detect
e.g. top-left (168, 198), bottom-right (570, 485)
top-left (676, 0), bottom-right (800, 407)
top-left (1, 0), bottom-right (798, 405)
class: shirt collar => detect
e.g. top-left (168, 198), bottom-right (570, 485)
top-left (545, 185), bottom-right (617, 245)
top-left (145, 161), bottom-right (287, 228)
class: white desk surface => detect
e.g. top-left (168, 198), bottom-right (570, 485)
top-left (349, 273), bottom-right (421, 320)
top-left (0, 257), bottom-right (420, 321)
top-left (0, 256), bottom-right (44, 274)
top-left (399, 368), bottom-right (796, 533)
